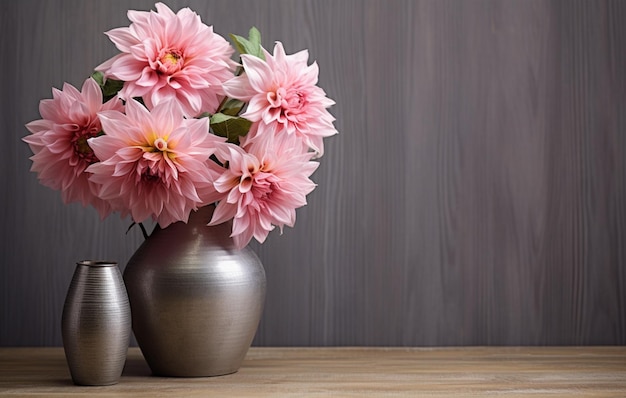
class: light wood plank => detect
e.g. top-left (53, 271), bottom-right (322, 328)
top-left (1, 347), bottom-right (625, 397)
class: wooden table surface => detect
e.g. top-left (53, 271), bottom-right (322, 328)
top-left (0, 347), bottom-right (625, 397)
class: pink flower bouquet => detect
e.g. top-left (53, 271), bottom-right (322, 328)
top-left (23, 2), bottom-right (337, 249)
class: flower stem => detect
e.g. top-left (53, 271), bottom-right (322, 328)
top-left (126, 221), bottom-right (150, 240)
top-left (138, 222), bottom-right (149, 240)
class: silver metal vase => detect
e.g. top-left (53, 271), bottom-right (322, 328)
top-left (61, 261), bottom-right (131, 386)
top-left (123, 205), bottom-right (266, 377)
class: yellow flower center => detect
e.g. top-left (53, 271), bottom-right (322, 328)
top-left (72, 127), bottom-right (101, 164)
top-left (158, 49), bottom-right (184, 74)
top-left (162, 52), bottom-right (181, 65)
top-left (151, 137), bottom-right (177, 161)
top-left (154, 137), bottom-right (168, 152)
top-left (75, 136), bottom-right (92, 155)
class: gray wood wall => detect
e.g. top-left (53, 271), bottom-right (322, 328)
top-left (2, 0), bottom-right (625, 347)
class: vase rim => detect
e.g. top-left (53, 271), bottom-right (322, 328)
top-left (77, 260), bottom-right (118, 267)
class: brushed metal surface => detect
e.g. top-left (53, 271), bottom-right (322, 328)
top-left (123, 205), bottom-right (266, 377)
top-left (61, 261), bottom-right (131, 386)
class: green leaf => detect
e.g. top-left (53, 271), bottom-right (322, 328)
top-left (102, 79), bottom-right (124, 100)
top-left (248, 26), bottom-right (262, 49)
top-left (229, 33), bottom-right (247, 55)
top-left (229, 26), bottom-right (265, 60)
top-left (91, 71), bottom-right (124, 102)
top-left (91, 71), bottom-right (105, 86)
top-left (220, 98), bottom-right (246, 116)
top-left (210, 113), bottom-right (252, 144)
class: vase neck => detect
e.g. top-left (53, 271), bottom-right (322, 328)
top-left (186, 205), bottom-right (216, 227)
top-left (151, 204), bottom-right (232, 242)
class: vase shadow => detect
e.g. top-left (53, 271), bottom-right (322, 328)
top-left (121, 354), bottom-right (152, 377)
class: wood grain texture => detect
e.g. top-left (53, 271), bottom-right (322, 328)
top-left (1, 347), bottom-right (625, 397)
top-left (1, 0), bottom-right (625, 346)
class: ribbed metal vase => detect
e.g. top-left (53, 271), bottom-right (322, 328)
top-left (61, 261), bottom-right (131, 386)
top-left (123, 205), bottom-right (266, 377)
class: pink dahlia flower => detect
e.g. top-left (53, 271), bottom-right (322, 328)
top-left (96, 2), bottom-right (236, 117)
top-left (209, 137), bottom-right (319, 249)
top-left (23, 77), bottom-right (124, 218)
top-left (222, 41), bottom-right (337, 157)
top-left (86, 98), bottom-right (226, 227)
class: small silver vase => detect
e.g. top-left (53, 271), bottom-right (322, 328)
top-left (61, 261), bottom-right (131, 386)
top-left (124, 205), bottom-right (266, 377)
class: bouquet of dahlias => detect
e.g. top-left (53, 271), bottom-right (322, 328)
top-left (23, 3), bottom-right (337, 249)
